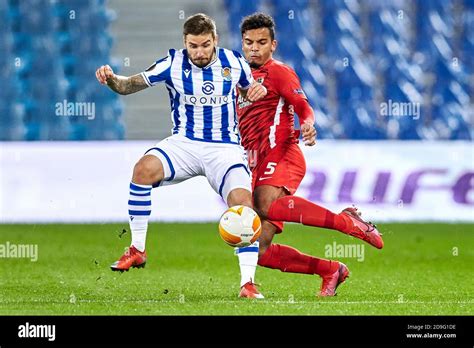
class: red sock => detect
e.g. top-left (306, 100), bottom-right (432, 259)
top-left (267, 196), bottom-right (350, 232)
top-left (258, 244), bottom-right (339, 276)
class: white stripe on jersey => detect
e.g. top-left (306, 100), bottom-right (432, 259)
top-left (141, 47), bottom-right (253, 144)
top-left (269, 97), bottom-right (285, 149)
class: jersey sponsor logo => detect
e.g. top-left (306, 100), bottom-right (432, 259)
top-left (202, 81), bottom-right (215, 95)
top-left (182, 94), bottom-right (232, 106)
top-left (221, 67), bottom-right (232, 81)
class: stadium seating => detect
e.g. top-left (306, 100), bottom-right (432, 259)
top-left (225, 0), bottom-right (473, 140)
top-left (0, 0), bottom-right (123, 140)
top-left (0, 0), bottom-right (472, 140)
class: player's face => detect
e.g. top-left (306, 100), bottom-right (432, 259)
top-left (242, 28), bottom-right (276, 68)
top-left (184, 33), bottom-right (217, 68)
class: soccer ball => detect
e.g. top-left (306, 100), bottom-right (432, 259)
top-left (218, 205), bottom-right (262, 247)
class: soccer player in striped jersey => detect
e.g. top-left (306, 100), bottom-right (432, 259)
top-left (96, 14), bottom-right (267, 298)
top-left (236, 13), bottom-right (384, 296)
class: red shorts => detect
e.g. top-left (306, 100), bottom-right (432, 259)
top-left (251, 143), bottom-right (306, 233)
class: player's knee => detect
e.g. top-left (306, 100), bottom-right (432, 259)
top-left (227, 188), bottom-right (252, 208)
top-left (132, 158), bottom-right (161, 184)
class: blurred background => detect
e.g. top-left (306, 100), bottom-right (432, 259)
top-left (1, 0), bottom-right (472, 140)
top-left (0, 0), bottom-right (472, 223)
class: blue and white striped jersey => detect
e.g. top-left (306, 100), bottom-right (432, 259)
top-left (141, 47), bottom-right (254, 144)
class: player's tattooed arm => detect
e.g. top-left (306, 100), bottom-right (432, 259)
top-left (95, 65), bottom-right (148, 95)
top-left (106, 74), bottom-right (148, 95)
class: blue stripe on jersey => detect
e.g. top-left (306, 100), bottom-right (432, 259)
top-left (166, 50), bottom-right (180, 134)
top-left (230, 89), bottom-right (240, 143)
top-left (148, 57), bottom-right (171, 84)
top-left (220, 103), bottom-right (230, 142)
top-left (218, 49), bottom-right (232, 142)
top-left (166, 86), bottom-right (181, 134)
top-left (202, 67), bottom-right (213, 141)
top-left (233, 51), bottom-right (251, 88)
top-left (182, 51), bottom-right (194, 138)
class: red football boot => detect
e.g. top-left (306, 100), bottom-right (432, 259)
top-left (340, 207), bottom-right (384, 249)
top-left (239, 281), bottom-right (264, 299)
top-left (318, 262), bottom-right (350, 297)
top-left (110, 246), bottom-right (147, 272)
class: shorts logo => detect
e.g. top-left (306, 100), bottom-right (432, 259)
top-left (221, 67), bottom-right (232, 81)
top-left (202, 81), bottom-right (215, 95)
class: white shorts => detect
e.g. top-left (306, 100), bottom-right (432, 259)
top-left (144, 134), bottom-right (251, 202)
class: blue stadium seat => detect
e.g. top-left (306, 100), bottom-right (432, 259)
top-left (0, 0), bottom-right (124, 140)
top-left (218, 0), bottom-right (473, 140)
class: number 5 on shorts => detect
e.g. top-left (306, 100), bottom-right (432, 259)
top-left (264, 162), bottom-right (277, 175)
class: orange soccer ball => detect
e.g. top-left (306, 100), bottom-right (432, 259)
top-left (218, 205), bottom-right (262, 247)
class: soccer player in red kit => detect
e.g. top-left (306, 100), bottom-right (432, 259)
top-left (237, 13), bottom-right (384, 296)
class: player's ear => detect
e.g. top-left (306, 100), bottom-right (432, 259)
top-left (272, 40), bottom-right (277, 53)
top-left (214, 33), bottom-right (219, 46)
top-left (183, 35), bottom-right (187, 48)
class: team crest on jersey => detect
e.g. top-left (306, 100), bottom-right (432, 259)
top-left (256, 77), bottom-right (265, 84)
top-left (221, 67), bottom-right (232, 81)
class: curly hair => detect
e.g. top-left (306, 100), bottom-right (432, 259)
top-left (240, 12), bottom-right (275, 40)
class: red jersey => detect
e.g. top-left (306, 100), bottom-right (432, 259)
top-left (236, 59), bottom-right (313, 166)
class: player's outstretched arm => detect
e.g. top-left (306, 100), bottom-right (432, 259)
top-left (95, 64), bottom-right (148, 95)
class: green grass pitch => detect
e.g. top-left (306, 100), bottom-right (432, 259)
top-left (0, 223), bottom-right (472, 315)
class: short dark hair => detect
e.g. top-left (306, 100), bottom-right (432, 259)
top-left (183, 13), bottom-right (217, 38)
top-left (240, 13), bottom-right (276, 40)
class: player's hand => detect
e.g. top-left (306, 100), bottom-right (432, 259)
top-left (301, 121), bottom-right (317, 146)
top-left (95, 64), bottom-right (115, 85)
top-left (245, 81), bottom-right (267, 102)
